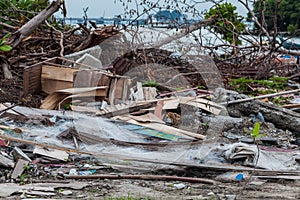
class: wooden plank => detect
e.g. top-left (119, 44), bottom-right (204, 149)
top-left (33, 147), bottom-right (69, 161)
top-left (113, 115), bottom-right (205, 140)
top-left (108, 78), bottom-right (118, 105)
top-left (23, 63), bottom-right (42, 95)
top-left (143, 87), bottom-right (157, 100)
top-left (180, 97), bottom-right (222, 115)
top-left (42, 65), bottom-right (78, 82)
top-left (0, 154), bottom-right (14, 168)
top-left (122, 79), bottom-right (130, 102)
top-left (127, 113), bottom-right (165, 124)
top-left (40, 87), bottom-right (108, 110)
top-left (114, 78), bottom-right (125, 99)
top-left (145, 98), bottom-right (180, 111)
top-left (282, 104), bottom-right (300, 109)
top-left (42, 65), bottom-right (80, 94)
top-left (41, 79), bottom-right (74, 95)
top-left (120, 124), bottom-right (185, 141)
top-left (96, 102), bottom-right (156, 117)
top-left (136, 82), bottom-right (144, 100)
top-left (11, 159), bottom-right (29, 179)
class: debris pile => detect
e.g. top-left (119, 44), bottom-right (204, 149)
top-left (0, 40), bottom-right (300, 198)
top-left (0, 2), bottom-right (300, 198)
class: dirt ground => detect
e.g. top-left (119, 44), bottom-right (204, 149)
top-left (81, 179), bottom-right (300, 200)
top-left (4, 178), bottom-right (299, 199)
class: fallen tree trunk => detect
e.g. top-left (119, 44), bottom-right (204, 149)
top-left (7, 0), bottom-right (63, 48)
top-left (227, 100), bottom-right (300, 136)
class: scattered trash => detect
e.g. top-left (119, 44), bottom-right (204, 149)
top-left (0, 4), bottom-right (299, 198)
top-left (173, 183), bottom-right (186, 189)
top-left (235, 173), bottom-right (244, 181)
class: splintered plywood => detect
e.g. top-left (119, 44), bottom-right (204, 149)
top-left (40, 86), bottom-right (108, 110)
top-left (41, 65), bottom-right (80, 94)
top-left (109, 78), bottom-right (131, 105)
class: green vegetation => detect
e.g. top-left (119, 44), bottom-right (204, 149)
top-left (0, 34), bottom-right (12, 52)
top-left (229, 76), bottom-right (292, 104)
top-left (205, 2), bottom-right (246, 45)
top-left (252, 0), bottom-right (300, 34)
top-left (229, 76), bottom-right (289, 94)
top-left (251, 122), bottom-right (262, 140)
top-left (142, 81), bottom-right (159, 88)
top-left (0, 0), bottom-right (50, 26)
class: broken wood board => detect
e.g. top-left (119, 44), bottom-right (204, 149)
top-left (113, 115), bottom-right (204, 140)
top-left (120, 124), bottom-right (187, 141)
top-left (282, 103), bottom-right (300, 109)
top-left (41, 65), bottom-right (80, 94)
top-left (11, 159), bottom-right (29, 179)
top-left (33, 147), bottom-right (69, 161)
top-left (144, 97), bottom-right (222, 114)
top-left (23, 57), bottom-right (108, 95)
top-left (40, 86), bottom-right (108, 110)
top-left (180, 97), bottom-right (223, 115)
top-left (145, 98), bottom-right (180, 111)
top-left (127, 113), bottom-right (165, 124)
top-left (0, 153), bottom-right (14, 168)
top-left (143, 87), bottom-right (157, 100)
top-left (70, 101), bottom-right (154, 116)
top-left (96, 101), bottom-right (156, 117)
top-left (109, 77), bottom-right (131, 105)
top-left (0, 182), bottom-right (89, 198)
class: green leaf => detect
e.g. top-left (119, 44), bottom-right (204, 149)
top-left (2, 33), bottom-right (11, 40)
top-left (0, 44), bottom-right (12, 52)
top-left (251, 122), bottom-right (261, 139)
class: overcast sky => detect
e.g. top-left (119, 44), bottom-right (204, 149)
top-left (59, 0), bottom-right (249, 18)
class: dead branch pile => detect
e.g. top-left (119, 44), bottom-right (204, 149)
top-left (111, 48), bottom-right (208, 90)
top-left (3, 25), bottom-right (119, 78)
